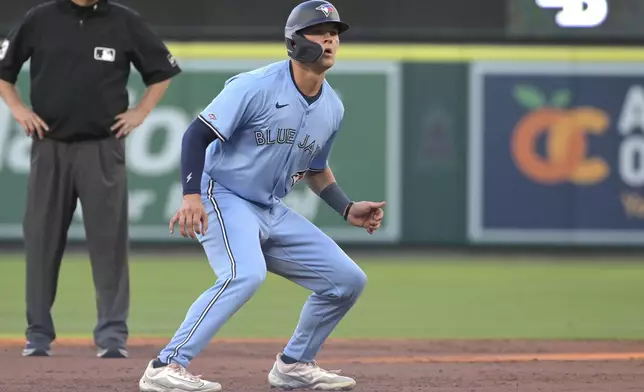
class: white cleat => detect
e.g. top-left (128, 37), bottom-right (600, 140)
top-left (139, 360), bottom-right (222, 392)
top-left (268, 353), bottom-right (356, 391)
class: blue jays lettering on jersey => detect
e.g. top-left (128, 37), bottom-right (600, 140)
top-left (197, 60), bottom-right (344, 206)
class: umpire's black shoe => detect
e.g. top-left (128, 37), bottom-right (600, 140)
top-left (97, 339), bottom-right (128, 358)
top-left (22, 341), bottom-right (52, 357)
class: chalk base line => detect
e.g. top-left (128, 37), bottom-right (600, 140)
top-left (332, 352), bottom-right (644, 364)
top-left (2, 337), bottom-right (644, 364)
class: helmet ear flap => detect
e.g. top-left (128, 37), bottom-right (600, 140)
top-left (285, 37), bottom-right (296, 55)
top-left (287, 32), bottom-right (324, 63)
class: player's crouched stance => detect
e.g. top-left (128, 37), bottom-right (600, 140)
top-left (139, 1), bottom-right (383, 391)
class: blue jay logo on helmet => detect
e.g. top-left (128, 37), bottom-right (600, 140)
top-left (315, 4), bottom-right (335, 17)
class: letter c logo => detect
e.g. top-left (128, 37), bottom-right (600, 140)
top-left (511, 107), bottom-right (610, 185)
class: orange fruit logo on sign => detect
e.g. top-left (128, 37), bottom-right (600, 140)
top-left (510, 85), bottom-right (610, 185)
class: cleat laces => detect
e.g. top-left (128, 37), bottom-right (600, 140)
top-left (168, 364), bottom-right (204, 382)
top-left (303, 360), bottom-right (343, 375)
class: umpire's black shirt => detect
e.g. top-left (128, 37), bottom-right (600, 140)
top-left (0, 0), bottom-right (181, 142)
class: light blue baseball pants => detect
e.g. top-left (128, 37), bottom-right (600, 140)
top-left (157, 178), bottom-right (367, 367)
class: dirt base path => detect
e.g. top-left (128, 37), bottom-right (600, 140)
top-left (2, 338), bottom-right (644, 391)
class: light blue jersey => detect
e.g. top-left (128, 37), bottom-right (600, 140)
top-left (197, 60), bottom-right (344, 206)
top-left (149, 1), bottom-right (371, 382)
top-left (156, 59), bottom-right (367, 371)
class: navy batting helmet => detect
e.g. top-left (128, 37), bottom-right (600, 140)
top-left (285, 0), bottom-right (350, 63)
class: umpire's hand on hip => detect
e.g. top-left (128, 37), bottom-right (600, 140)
top-left (11, 104), bottom-right (49, 140)
top-left (169, 194), bottom-right (209, 240)
top-left (111, 107), bottom-right (148, 138)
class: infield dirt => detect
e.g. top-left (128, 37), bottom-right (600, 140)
top-left (2, 338), bottom-right (644, 391)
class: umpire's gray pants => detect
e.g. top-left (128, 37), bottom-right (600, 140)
top-left (23, 136), bottom-right (129, 348)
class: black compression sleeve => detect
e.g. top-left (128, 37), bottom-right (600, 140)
top-left (180, 118), bottom-right (218, 195)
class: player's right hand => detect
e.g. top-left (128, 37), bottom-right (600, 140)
top-left (169, 194), bottom-right (209, 240)
top-left (11, 105), bottom-right (49, 140)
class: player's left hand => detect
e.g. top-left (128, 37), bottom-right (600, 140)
top-left (111, 108), bottom-right (147, 138)
top-left (346, 201), bottom-right (386, 234)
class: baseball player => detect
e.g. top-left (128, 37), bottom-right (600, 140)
top-left (139, 1), bottom-right (384, 391)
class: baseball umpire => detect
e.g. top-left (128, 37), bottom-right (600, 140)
top-left (0, 0), bottom-right (181, 358)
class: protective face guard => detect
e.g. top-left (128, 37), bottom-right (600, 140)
top-left (285, 15), bottom-right (349, 63)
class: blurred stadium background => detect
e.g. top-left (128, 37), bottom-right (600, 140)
top-left (1, 0), bottom-right (644, 342)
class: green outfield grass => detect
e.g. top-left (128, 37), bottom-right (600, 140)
top-left (1, 253), bottom-right (644, 340)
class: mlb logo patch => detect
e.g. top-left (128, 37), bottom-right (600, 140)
top-left (0, 39), bottom-right (9, 61)
top-left (94, 47), bottom-right (115, 62)
top-left (167, 53), bottom-right (177, 67)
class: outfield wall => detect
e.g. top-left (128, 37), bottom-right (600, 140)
top-left (2, 43), bottom-right (644, 248)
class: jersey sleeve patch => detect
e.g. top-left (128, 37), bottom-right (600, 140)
top-left (197, 74), bottom-right (264, 141)
top-left (197, 113), bottom-right (226, 141)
